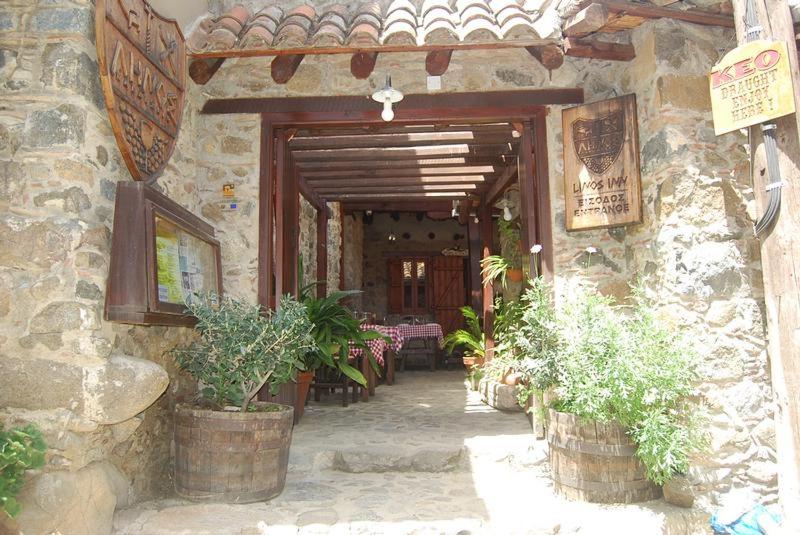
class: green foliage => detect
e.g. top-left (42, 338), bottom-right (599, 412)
top-left (173, 294), bottom-right (316, 412)
top-left (1, 424), bottom-right (46, 518)
top-left (491, 295), bottom-right (525, 360)
top-left (480, 255), bottom-right (513, 288)
top-left (443, 306), bottom-right (486, 359)
top-left (543, 289), bottom-right (706, 485)
top-left (498, 219), bottom-right (522, 265)
top-left (298, 283), bottom-right (385, 387)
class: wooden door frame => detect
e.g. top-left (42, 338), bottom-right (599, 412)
top-left (203, 90), bottom-right (570, 310)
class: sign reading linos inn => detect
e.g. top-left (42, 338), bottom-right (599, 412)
top-left (562, 94), bottom-right (643, 232)
top-left (709, 40), bottom-right (796, 136)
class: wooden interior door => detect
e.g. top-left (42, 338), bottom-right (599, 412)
top-left (432, 256), bottom-right (467, 335)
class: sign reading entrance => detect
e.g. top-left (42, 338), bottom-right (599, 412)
top-left (96, 0), bottom-right (186, 181)
top-left (562, 94), bottom-right (642, 232)
top-left (709, 40), bottom-right (796, 136)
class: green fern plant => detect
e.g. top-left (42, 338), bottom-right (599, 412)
top-left (480, 255), bottom-right (512, 288)
top-left (443, 306), bottom-right (487, 359)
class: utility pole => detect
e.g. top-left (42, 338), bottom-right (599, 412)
top-left (729, 0), bottom-right (800, 527)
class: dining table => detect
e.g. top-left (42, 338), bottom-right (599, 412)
top-left (348, 323), bottom-right (406, 400)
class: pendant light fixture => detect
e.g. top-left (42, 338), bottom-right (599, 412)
top-left (372, 75), bottom-right (403, 122)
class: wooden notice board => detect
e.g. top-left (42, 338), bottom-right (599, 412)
top-left (562, 94), bottom-right (642, 232)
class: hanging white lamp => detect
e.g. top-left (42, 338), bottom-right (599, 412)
top-left (372, 75), bottom-right (403, 122)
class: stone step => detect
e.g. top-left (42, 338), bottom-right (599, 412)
top-left (331, 446), bottom-right (467, 473)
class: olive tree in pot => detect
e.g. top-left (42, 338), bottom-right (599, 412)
top-left (172, 294), bottom-right (315, 503)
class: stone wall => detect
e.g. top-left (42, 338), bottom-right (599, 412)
top-left (342, 211), bottom-right (364, 309)
top-left (0, 2), bottom-right (202, 533)
top-left (362, 213), bottom-right (469, 317)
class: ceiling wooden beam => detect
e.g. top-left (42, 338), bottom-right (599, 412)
top-left (271, 54), bottom-right (304, 84)
top-left (289, 130), bottom-right (515, 150)
top-left (292, 144), bottom-right (516, 162)
top-left (188, 57), bottom-right (226, 85)
top-left (202, 90), bottom-right (583, 124)
top-left (297, 124), bottom-right (514, 136)
top-left (563, 4), bottom-right (611, 37)
top-left (594, 0), bottom-right (734, 27)
top-left (341, 200), bottom-right (453, 213)
top-left (296, 157), bottom-right (510, 171)
top-left (315, 184), bottom-right (480, 195)
top-left (325, 192), bottom-right (468, 200)
top-left (306, 175), bottom-right (491, 187)
top-left (350, 51), bottom-right (378, 79)
top-left (458, 198), bottom-right (472, 225)
top-left (300, 165), bottom-right (498, 178)
top-left (297, 174), bottom-right (325, 212)
top-left (426, 50), bottom-right (453, 76)
top-left (484, 166), bottom-right (519, 205)
top-left (526, 45), bottom-right (564, 70)
top-left (563, 37), bottom-right (636, 61)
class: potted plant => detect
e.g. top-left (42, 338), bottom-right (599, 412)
top-left (523, 286), bottom-right (706, 504)
top-left (298, 286), bottom-right (385, 414)
top-left (171, 294), bottom-right (315, 503)
top-left (443, 306), bottom-right (487, 374)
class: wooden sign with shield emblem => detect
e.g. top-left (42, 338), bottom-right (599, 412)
top-left (562, 94), bottom-right (642, 231)
top-left (96, 0), bottom-right (186, 182)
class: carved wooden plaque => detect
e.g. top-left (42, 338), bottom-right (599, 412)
top-left (709, 40), bottom-right (796, 136)
top-left (96, 0), bottom-right (186, 181)
top-left (562, 94), bottom-right (642, 232)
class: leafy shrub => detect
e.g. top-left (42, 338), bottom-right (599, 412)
top-left (443, 306), bottom-right (486, 359)
top-left (1, 424), bottom-right (46, 518)
top-left (174, 294), bottom-right (316, 412)
top-left (547, 289), bottom-right (706, 485)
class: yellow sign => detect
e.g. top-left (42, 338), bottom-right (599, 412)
top-left (709, 40), bottom-right (796, 135)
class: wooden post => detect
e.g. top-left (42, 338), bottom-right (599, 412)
top-left (258, 118), bottom-right (275, 310)
top-left (339, 203), bottom-right (345, 291)
top-left (518, 120), bottom-right (538, 278)
top-left (274, 130), bottom-right (299, 300)
top-left (533, 113), bottom-right (554, 282)
top-left (467, 216), bottom-right (482, 311)
top-left (730, 0), bottom-right (800, 525)
top-left (316, 204), bottom-right (328, 298)
top-left (479, 203), bottom-right (494, 358)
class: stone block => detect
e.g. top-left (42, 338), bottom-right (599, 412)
top-left (29, 301), bottom-right (99, 333)
top-left (33, 186), bottom-right (92, 213)
top-left (663, 474), bottom-right (695, 508)
top-left (15, 462), bottom-right (117, 535)
top-left (30, 7), bottom-right (93, 37)
top-left (0, 12), bottom-right (16, 31)
top-left (75, 280), bottom-right (102, 300)
top-left (221, 136), bottom-right (253, 155)
top-left (0, 215), bottom-right (79, 270)
top-left (41, 42), bottom-right (103, 108)
top-left (0, 355), bottom-right (169, 425)
top-left (23, 104), bottom-right (85, 149)
top-left (478, 378), bottom-right (522, 412)
top-left (656, 75), bottom-right (711, 111)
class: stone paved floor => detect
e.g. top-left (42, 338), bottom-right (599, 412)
top-left (114, 371), bottom-right (707, 534)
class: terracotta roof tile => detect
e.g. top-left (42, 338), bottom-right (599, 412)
top-left (188, 1), bottom-right (559, 53)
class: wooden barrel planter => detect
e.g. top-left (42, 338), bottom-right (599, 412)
top-left (174, 403), bottom-right (294, 503)
top-left (547, 409), bottom-right (661, 504)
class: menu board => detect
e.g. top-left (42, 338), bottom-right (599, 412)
top-left (155, 216), bottom-right (219, 305)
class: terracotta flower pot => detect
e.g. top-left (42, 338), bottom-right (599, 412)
top-left (502, 370), bottom-right (522, 386)
top-left (462, 355), bottom-right (485, 372)
top-left (294, 370), bottom-right (314, 421)
top-left (507, 268), bottom-right (524, 282)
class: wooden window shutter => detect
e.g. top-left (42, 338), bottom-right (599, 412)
top-left (387, 259), bottom-right (402, 313)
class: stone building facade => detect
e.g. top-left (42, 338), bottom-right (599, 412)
top-left (0, 0), bottom-right (781, 533)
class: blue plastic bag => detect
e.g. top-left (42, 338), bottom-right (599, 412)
top-left (710, 504), bottom-right (782, 535)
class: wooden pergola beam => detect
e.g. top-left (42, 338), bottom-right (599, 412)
top-left (426, 49), bottom-right (453, 75)
top-left (271, 54), bottom-right (304, 84)
top-left (297, 174), bottom-right (325, 211)
top-left (484, 165), bottom-right (519, 205)
top-left (595, 0), bottom-right (734, 27)
top-left (289, 130), bottom-right (516, 150)
top-left (301, 166), bottom-right (498, 178)
top-left (324, 192), bottom-right (468, 200)
top-left (563, 4), bottom-right (610, 37)
top-left (526, 44), bottom-right (564, 70)
top-left (341, 201), bottom-right (452, 212)
top-left (296, 158), bottom-right (509, 171)
top-left (257, 119), bottom-right (274, 310)
top-left (292, 143), bottom-right (516, 161)
top-left (350, 51), bottom-right (378, 79)
top-left (306, 176), bottom-right (491, 187)
top-left (188, 57), bottom-right (226, 85)
top-left (314, 184), bottom-right (480, 193)
top-left (564, 37), bottom-right (636, 61)
top-left (457, 198), bottom-right (471, 226)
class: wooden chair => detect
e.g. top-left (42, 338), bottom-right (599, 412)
top-left (311, 367), bottom-right (359, 407)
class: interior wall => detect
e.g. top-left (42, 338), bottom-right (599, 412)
top-left (341, 211), bottom-right (364, 309)
top-left (361, 213), bottom-right (468, 318)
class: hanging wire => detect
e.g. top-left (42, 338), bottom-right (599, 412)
top-left (744, 0), bottom-right (783, 236)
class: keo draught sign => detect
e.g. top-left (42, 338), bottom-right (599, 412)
top-left (709, 40), bottom-right (796, 135)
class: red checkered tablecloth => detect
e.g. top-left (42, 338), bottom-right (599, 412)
top-left (396, 323), bottom-right (444, 347)
top-left (363, 324), bottom-right (404, 353)
top-left (348, 325), bottom-right (399, 366)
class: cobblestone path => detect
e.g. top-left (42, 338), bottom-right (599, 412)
top-left (114, 371), bottom-right (704, 534)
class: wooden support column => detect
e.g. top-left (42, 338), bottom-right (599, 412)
top-left (258, 118), bottom-right (274, 310)
top-left (533, 114), bottom-right (554, 281)
top-left (479, 203), bottom-right (494, 358)
top-left (339, 203), bottom-right (345, 292)
top-left (518, 120), bottom-right (538, 276)
top-left (731, 0), bottom-right (800, 525)
top-left (467, 216), bottom-right (482, 311)
top-left (316, 204), bottom-right (328, 298)
top-left (274, 130), bottom-right (299, 299)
